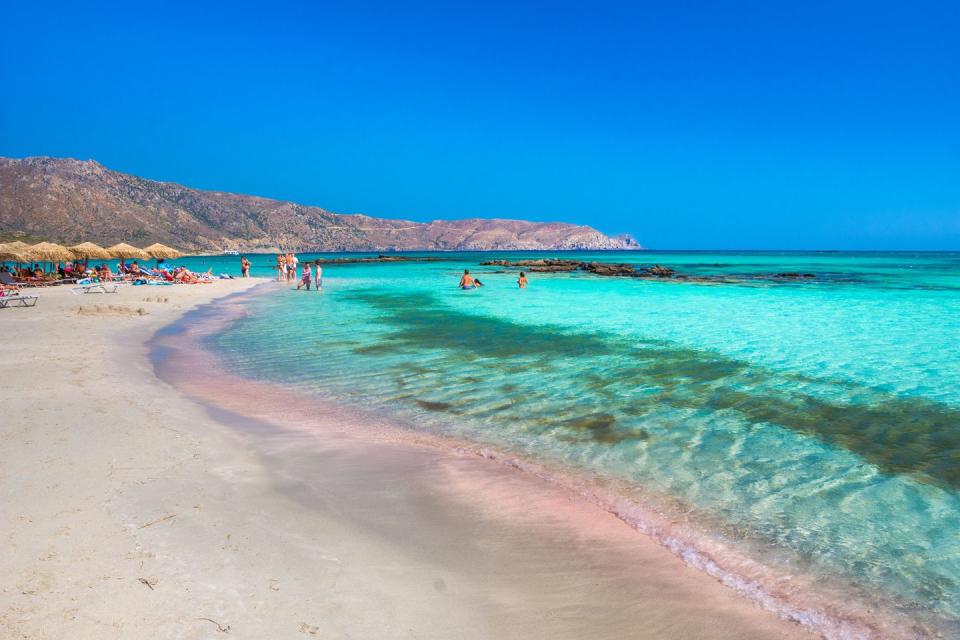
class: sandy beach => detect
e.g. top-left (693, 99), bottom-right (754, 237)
top-left (1, 280), bottom-right (814, 640)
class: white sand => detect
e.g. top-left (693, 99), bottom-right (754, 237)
top-left (0, 281), bottom-right (813, 639)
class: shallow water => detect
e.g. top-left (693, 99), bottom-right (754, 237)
top-left (186, 251), bottom-right (960, 635)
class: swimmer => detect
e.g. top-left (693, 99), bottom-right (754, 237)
top-left (459, 269), bottom-right (475, 289)
top-left (517, 272), bottom-right (528, 288)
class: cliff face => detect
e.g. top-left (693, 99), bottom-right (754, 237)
top-left (0, 157), bottom-right (641, 252)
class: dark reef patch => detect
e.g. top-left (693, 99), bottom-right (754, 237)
top-left (415, 399), bottom-right (455, 412)
top-left (347, 288), bottom-right (960, 490)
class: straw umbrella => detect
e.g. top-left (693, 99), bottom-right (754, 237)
top-left (26, 242), bottom-right (73, 261)
top-left (0, 243), bottom-right (27, 260)
top-left (106, 243), bottom-right (150, 269)
top-left (143, 243), bottom-right (183, 267)
top-left (0, 243), bottom-right (28, 264)
top-left (3, 240), bottom-right (30, 252)
top-left (0, 243), bottom-right (28, 275)
top-left (25, 242), bottom-right (75, 273)
top-left (69, 242), bottom-right (111, 271)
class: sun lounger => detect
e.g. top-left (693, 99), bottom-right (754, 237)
top-left (9, 278), bottom-right (65, 288)
top-left (0, 294), bottom-right (39, 308)
top-left (72, 282), bottom-right (120, 294)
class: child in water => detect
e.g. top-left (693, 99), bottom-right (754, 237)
top-left (517, 272), bottom-right (528, 288)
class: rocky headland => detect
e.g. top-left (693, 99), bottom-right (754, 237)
top-left (0, 157), bottom-right (642, 253)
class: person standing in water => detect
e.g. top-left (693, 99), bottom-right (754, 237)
top-left (517, 272), bottom-right (528, 288)
top-left (459, 269), bottom-right (475, 289)
top-left (277, 254), bottom-right (285, 281)
top-left (297, 262), bottom-right (312, 290)
top-left (240, 256), bottom-right (251, 278)
top-left (314, 260), bottom-right (323, 290)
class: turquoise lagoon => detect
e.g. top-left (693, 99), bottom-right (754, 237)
top-left (185, 251), bottom-right (960, 632)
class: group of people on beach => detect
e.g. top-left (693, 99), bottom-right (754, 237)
top-left (245, 255), bottom-right (533, 293)
top-left (459, 269), bottom-right (527, 289)
top-left (1, 260), bottom-right (218, 286)
top-left (271, 253), bottom-right (323, 291)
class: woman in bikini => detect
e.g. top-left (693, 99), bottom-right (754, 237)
top-left (517, 272), bottom-right (528, 288)
top-left (297, 262), bottom-right (313, 290)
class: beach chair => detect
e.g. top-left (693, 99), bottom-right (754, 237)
top-left (0, 294), bottom-right (39, 308)
top-left (72, 282), bottom-right (120, 294)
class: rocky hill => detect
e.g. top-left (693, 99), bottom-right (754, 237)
top-left (0, 157), bottom-right (641, 253)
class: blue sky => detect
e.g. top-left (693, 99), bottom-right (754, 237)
top-left (1, 1), bottom-right (957, 249)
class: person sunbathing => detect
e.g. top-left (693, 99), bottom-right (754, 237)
top-left (173, 267), bottom-right (202, 284)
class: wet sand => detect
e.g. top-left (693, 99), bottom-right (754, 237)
top-left (2, 280), bottom-right (813, 639)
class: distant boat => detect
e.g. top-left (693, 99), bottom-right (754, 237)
top-left (222, 249), bottom-right (239, 256)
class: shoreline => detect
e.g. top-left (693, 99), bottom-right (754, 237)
top-left (0, 280), bottom-right (857, 638)
top-left (155, 285), bottom-right (927, 640)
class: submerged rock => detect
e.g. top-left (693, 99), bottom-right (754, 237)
top-left (315, 255), bottom-right (448, 264)
top-left (480, 259), bottom-right (581, 270)
top-left (583, 262), bottom-right (638, 276)
top-left (476, 259), bottom-right (827, 286)
top-left (641, 264), bottom-right (677, 277)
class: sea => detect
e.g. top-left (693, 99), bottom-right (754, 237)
top-left (175, 250), bottom-right (960, 637)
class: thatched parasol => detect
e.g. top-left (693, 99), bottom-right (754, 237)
top-left (143, 243), bottom-right (183, 260)
top-left (106, 243), bottom-right (150, 261)
top-left (0, 242), bottom-right (29, 262)
top-left (25, 242), bottom-right (75, 262)
top-left (68, 241), bottom-right (111, 260)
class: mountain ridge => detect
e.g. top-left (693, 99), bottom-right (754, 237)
top-left (0, 156), bottom-right (641, 253)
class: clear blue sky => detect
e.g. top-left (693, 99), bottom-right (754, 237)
top-left (1, 1), bottom-right (957, 249)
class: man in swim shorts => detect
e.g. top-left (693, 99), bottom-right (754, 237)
top-left (288, 253), bottom-right (299, 282)
top-left (459, 269), bottom-right (475, 289)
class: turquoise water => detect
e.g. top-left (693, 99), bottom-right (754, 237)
top-left (193, 251), bottom-right (960, 632)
